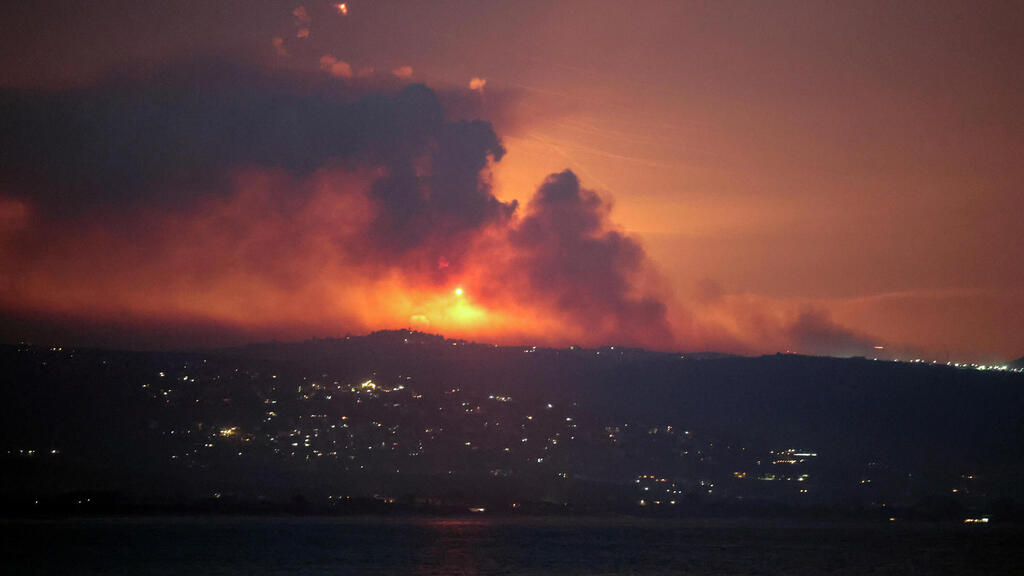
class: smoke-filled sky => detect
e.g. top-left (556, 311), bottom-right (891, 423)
top-left (1, 1), bottom-right (1021, 362)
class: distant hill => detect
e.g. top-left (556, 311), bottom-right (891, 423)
top-left (1012, 356), bottom-right (1024, 370)
top-left (3, 332), bottom-right (1023, 518)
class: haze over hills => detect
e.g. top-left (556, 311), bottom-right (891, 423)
top-left (3, 330), bottom-right (1023, 519)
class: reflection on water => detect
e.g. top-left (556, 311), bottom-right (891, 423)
top-left (419, 519), bottom-right (490, 576)
top-left (2, 517), bottom-right (1023, 575)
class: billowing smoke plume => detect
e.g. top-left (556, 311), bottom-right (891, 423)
top-left (0, 61), bottom-right (508, 224)
top-left (0, 59), bottom-right (672, 349)
top-left (504, 171), bottom-right (672, 345)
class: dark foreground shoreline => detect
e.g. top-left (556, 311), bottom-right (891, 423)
top-left (7, 492), bottom-right (1022, 523)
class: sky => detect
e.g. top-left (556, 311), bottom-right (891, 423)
top-left (0, 1), bottom-right (1021, 362)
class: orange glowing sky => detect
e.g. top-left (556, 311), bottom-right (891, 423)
top-left (0, 1), bottom-right (1022, 362)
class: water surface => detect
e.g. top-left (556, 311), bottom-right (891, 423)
top-left (4, 516), bottom-right (1022, 575)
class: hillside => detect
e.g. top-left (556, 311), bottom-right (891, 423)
top-left (3, 332), bottom-right (1023, 518)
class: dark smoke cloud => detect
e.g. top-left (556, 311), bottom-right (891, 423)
top-left (0, 59), bottom-right (513, 251)
top-left (369, 118), bottom-right (514, 257)
top-left (785, 307), bottom-right (876, 357)
top-left (506, 171), bottom-right (673, 345)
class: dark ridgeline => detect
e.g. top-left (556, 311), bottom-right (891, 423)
top-left (2, 330), bottom-right (1023, 520)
